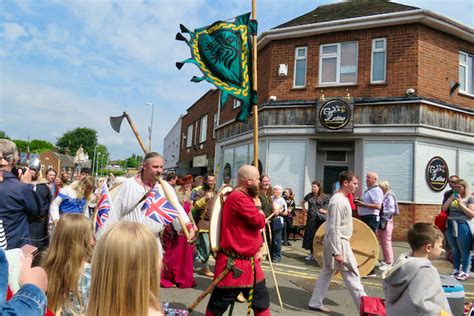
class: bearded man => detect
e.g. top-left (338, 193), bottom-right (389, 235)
top-left (98, 152), bottom-right (195, 245)
top-left (206, 165), bottom-right (270, 316)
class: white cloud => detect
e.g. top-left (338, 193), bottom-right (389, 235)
top-left (1, 22), bottom-right (28, 41)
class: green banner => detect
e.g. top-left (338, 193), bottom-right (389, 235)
top-left (176, 13), bottom-right (257, 122)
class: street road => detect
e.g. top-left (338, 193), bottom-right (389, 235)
top-left (161, 241), bottom-right (473, 315)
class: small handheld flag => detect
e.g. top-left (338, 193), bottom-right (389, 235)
top-left (141, 188), bottom-right (180, 225)
top-left (95, 182), bottom-right (112, 233)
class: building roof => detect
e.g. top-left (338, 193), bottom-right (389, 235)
top-left (275, 0), bottom-right (418, 29)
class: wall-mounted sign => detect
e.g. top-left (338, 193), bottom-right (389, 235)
top-left (316, 98), bottom-right (353, 132)
top-left (192, 154), bottom-right (208, 167)
top-left (426, 156), bottom-right (449, 191)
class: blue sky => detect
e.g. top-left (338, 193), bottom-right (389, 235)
top-left (0, 0), bottom-right (472, 159)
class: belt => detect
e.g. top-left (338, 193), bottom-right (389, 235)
top-left (219, 247), bottom-right (253, 260)
top-left (28, 216), bottom-right (48, 223)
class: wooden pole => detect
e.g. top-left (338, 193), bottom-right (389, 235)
top-left (158, 179), bottom-right (190, 240)
top-left (124, 112), bottom-right (149, 154)
top-left (252, 0), bottom-right (258, 168)
top-left (262, 229), bottom-right (284, 310)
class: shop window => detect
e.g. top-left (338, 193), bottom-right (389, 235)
top-left (459, 51), bottom-right (474, 95)
top-left (200, 115), bottom-right (208, 143)
top-left (293, 47), bottom-right (307, 88)
top-left (319, 41), bottom-right (358, 85)
top-left (371, 38), bottom-right (386, 83)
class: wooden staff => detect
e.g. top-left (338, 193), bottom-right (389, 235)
top-left (158, 178), bottom-right (190, 240)
top-left (124, 112), bottom-right (148, 154)
top-left (262, 229), bottom-right (284, 310)
top-left (251, 0), bottom-right (258, 168)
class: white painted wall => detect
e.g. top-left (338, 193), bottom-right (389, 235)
top-left (459, 149), bottom-right (474, 189)
top-left (163, 116), bottom-right (182, 170)
top-left (414, 141), bottom-right (457, 204)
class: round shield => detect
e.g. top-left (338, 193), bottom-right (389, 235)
top-left (313, 218), bottom-right (379, 279)
top-left (209, 185), bottom-right (234, 253)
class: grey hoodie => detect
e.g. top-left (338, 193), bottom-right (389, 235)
top-left (382, 253), bottom-right (452, 316)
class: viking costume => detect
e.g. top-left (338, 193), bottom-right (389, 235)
top-left (308, 192), bottom-right (366, 310)
top-left (206, 189), bottom-right (270, 316)
top-left (192, 185), bottom-right (217, 271)
top-left (97, 175), bottom-right (192, 247)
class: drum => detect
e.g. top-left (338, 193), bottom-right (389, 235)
top-left (313, 218), bottom-right (379, 279)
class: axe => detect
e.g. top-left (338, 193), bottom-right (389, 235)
top-left (188, 257), bottom-right (242, 312)
top-left (110, 111), bottom-right (148, 154)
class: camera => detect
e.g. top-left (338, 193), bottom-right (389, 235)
top-left (11, 166), bottom-right (27, 178)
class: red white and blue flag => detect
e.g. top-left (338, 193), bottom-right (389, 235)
top-left (95, 182), bottom-right (112, 233)
top-left (141, 188), bottom-right (179, 225)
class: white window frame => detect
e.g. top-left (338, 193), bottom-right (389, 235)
top-left (233, 99), bottom-right (241, 109)
top-left (186, 125), bottom-right (193, 148)
top-left (371, 38), bottom-right (387, 83)
top-left (459, 51), bottom-right (474, 96)
top-left (293, 46), bottom-right (307, 88)
top-left (199, 115), bottom-right (208, 143)
top-left (318, 41), bottom-right (358, 86)
top-left (213, 113), bottom-right (217, 139)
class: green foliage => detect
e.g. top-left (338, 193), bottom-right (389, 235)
top-left (56, 128), bottom-right (98, 157)
top-left (30, 140), bottom-right (54, 152)
top-left (0, 131), bottom-right (10, 139)
top-left (125, 154), bottom-right (143, 168)
top-left (13, 139), bottom-right (28, 152)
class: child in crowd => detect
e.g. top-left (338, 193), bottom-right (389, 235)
top-left (42, 214), bottom-right (94, 315)
top-left (383, 222), bottom-right (451, 315)
top-left (87, 221), bottom-right (163, 316)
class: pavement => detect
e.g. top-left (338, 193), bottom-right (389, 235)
top-left (161, 240), bottom-right (473, 315)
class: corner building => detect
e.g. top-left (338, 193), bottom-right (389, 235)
top-left (214, 1), bottom-right (473, 240)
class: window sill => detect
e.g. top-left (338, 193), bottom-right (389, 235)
top-left (315, 83), bottom-right (358, 88)
top-left (459, 91), bottom-right (474, 99)
top-left (369, 82), bottom-right (388, 86)
top-left (291, 86), bottom-right (307, 90)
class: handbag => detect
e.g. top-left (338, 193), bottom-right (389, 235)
top-left (434, 210), bottom-right (448, 232)
top-left (378, 204), bottom-right (387, 230)
top-left (360, 296), bottom-right (386, 316)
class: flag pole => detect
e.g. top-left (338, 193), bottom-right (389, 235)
top-left (252, 0), bottom-right (258, 169)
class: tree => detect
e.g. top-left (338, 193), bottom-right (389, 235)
top-left (125, 154), bottom-right (143, 168)
top-left (13, 139), bottom-right (28, 152)
top-left (0, 131), bottom-right (10, 139)
top-left (30, 140), bottom-right (54, 152)
top-left (56, 128), bottom-right (98, 158)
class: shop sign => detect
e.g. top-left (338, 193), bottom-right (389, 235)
top-left (319, 99), bottom-right (352, 130)
top-left (192, 154), bottom-right (208, 167)
top-left (426, 156), bottom-right (449, 191)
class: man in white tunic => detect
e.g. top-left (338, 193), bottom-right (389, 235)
top-left (98, 152), bottom-right (196, 243)
top-left (308, 171), bottom-right (366, 313)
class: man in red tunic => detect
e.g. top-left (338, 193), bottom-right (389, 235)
top-left (206, 165), bottom-right (270, 316)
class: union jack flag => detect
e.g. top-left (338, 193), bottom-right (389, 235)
top-left (95, 181), bottom-right (112, 233)
top-left (141, 188), bottom-right (179, 225)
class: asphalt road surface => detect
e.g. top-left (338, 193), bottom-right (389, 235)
top-left (161, 240), bottom-right (473, 315)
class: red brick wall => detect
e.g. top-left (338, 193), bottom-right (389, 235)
top-left (391, 203), bottom-right (440, 241)
top-left (418, 25), bottom-right (474, 109)
top-left (179, 90), bottom-right (219, 171)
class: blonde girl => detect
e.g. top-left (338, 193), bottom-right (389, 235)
top-left (42, 214), bottom-right (94, 315)
top-left (87, 221), bottom-right (163, 316)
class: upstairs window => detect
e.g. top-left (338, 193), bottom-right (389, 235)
top-left (199, 115), bottom-right (208, 143)
top-left (293, 47), bottom-right (307, 88)
top-left (233, 99), bottom-right (242, 109)
top-left (371, 38), bottom-right (387, 83)
top-left (319, 41), bottom-right (358, 85)
top-left (186, 125), bottom-right (193, 148)
top-left (459, 51), bottom-right (474, 95)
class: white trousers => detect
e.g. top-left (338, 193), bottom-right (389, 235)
top-left (308, 263), bottom-right (366, 310)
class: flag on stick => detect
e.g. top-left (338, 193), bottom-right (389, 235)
top-left (95, 181), bottom-right (112, 233)
top-left (141, 188), bottom-right (180, 225)
top-left (176, 13), bottom-right (257, 122)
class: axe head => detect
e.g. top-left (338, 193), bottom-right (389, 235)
top-left (110, 114), bottom-right (125, 133)
top-left (226, 257), bottom-right (243, 279)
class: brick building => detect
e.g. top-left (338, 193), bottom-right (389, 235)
top-left (177, 89), bottom-right (220, 176)
top-left (214, 1), bottom-right (473, 240)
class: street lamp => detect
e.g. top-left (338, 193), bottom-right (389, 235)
top-left (147, 102), bottom-right (154, 152)
top-left (100, 154), bottom-right (106, 177)
top-left (95, 152), bottom-right (101, 177)
top-left (91, 145), bottom-right (98, 177)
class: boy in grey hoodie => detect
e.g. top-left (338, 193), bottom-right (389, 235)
top-left (382, 223), bottom-right (451, 316)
